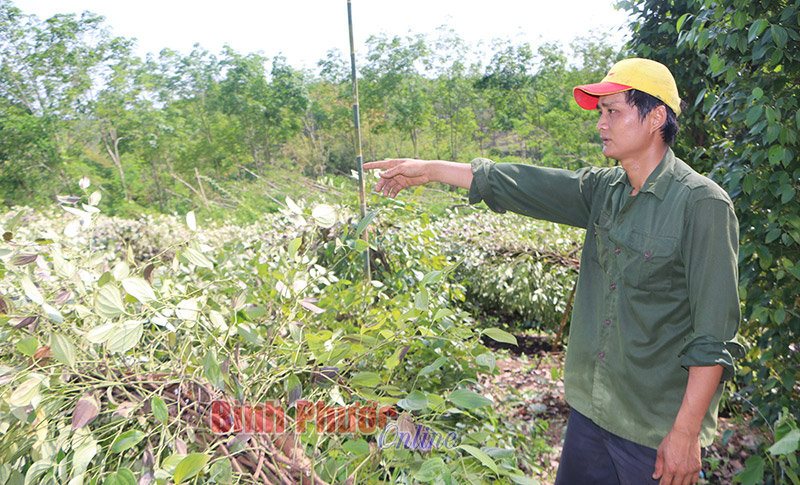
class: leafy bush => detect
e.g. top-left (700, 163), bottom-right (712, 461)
top-left (361, 200), bottom-right (581, 335)
top-left (432, 211), bottom-right (580, 334)
top-left (0, 182), bottom-right (550, 484)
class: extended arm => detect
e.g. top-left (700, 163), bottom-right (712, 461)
top-left (362, 159), bottom-right (472, 198)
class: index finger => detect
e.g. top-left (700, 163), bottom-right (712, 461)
top-left (362, 159), bottom-right (400, 171)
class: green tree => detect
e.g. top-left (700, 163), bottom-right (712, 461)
top-left (302, 48), bottom-right (356, 175)
top-left (362, 33), bottom-right (433, 159)
top-left (0, 2), bottom-right (125, 202)
top-left (154, 47), bottom-right (238, 179)
top-left (476, 39), bottom-right (539, 160)
top-left (617, 0), bottom-right (715, 167)
top-left (531, 37), bottom-right (619, 168)
top-left (219, 49), bottom-right (308, 173)
top-left (218, 48), bottom-right (272, 173)
top-left (429, 26), bottom-right (481, 162)
top-left (292, 76), bottom-right (353, 177)
top-left (89, 42), bottom-right (144, 203)
top-left (265, 56), bottom-right (310, 163)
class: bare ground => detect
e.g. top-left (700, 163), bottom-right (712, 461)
top-left (480, 334), bottom-right (763, 484)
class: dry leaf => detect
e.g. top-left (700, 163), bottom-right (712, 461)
top-left (397, 411), bottom-right (416, 447)
top-left (288, 385), bottom-right (302, 408)
top-left (312, 366), bottom-right (339, 385)
top-left (142, 447), bottom-right (154, 468)
top-left (56, 195), bottom-right (81, 205)
top-left (10, 254), bottom-right (38, 266)
top-left (33, 346), bottom-right (52, 361)
top-left (175, 437), bottom-right (187, 455)
top-left (113, 401), bottom-right (137, 419)
top-left (72, 393), bottom-right (100, 430)
top-left (11, 316), bottom-right (37, 329)
top-left (55, 290), bottom-right (73, 305)
top-left (140, 447), bottom-right (155, 485)
top-left (231, 433), bottom-right (251, 445)
top-left (143, 263), bottom-right (155, 283)
top-left (299, 298), bottom-right (325, 314)
top-left (398, 345), bottom-right (411, 362)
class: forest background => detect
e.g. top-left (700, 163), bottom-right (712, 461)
top-left (0, 0), bottom-right (620, 217)
top-left (0, 0), bottom-right (798, 483)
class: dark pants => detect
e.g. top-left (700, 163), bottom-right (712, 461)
top-left (555, 408), bottom-right (659, 485)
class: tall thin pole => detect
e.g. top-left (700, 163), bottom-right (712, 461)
top-left (347, 0), bottom-right (370, 279)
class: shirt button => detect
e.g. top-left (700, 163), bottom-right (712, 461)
top-left (604, 319), bottom-right (611, 326)
top-left (599, 352), bottom-right (605, 359)
top-left (615, 247), bottom-right (621, 254)
top-left (610, 283), bottom-right (617, 291)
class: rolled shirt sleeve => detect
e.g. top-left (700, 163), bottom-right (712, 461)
top-left (679, 196), bottom-right (745, 381)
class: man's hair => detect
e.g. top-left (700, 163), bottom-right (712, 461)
top-left (624, 90), bottom-right (686, 146)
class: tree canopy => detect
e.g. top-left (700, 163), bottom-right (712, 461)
top-left (0, 0), bottom-right (618, 216)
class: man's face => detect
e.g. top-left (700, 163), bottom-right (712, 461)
top-left (595, 92), bottom-right (652, 162)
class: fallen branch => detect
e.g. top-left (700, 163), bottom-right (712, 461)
top-left (491, 246), bottom-right (581, 270)
top-left (171, 173), bottom-right (203, 199)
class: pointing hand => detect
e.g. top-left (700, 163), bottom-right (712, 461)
top-left (362, 159), bottom-right (432, 198)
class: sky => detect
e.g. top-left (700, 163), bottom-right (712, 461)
top-left (13, 0), bottom-right (632, 70)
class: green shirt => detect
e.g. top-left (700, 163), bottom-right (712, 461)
top-left (468, 148), bottom-right (744, 449)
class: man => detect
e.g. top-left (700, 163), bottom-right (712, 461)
top-left (363, 58), bottom-right (743, 484)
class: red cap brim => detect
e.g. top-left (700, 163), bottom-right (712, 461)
top-left (573, 82), bottom-right (632, 110)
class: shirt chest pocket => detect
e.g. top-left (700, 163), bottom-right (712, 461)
top-left (611, 230), bottom-right (679, 292)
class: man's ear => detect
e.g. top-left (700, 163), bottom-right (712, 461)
top-left (649, 105), bottom-right (667, 134)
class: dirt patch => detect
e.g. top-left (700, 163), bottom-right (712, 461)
top-left (702, 416), bottom-right (766, 483)
top-left (480, 336), bottom-right (568, 483)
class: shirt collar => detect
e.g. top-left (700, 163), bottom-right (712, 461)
top-left (607, 167), bottom-right (628, 187)
top-left (639, 148), bottom-right (676, 200)
top-left (607, 148), bottom-right (676, 200)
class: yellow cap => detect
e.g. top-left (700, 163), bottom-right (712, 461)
top-left (573, 58), bottom-right (682, 116)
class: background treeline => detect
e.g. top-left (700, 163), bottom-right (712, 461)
top-left (0, 0), bottom-right (619, 217)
